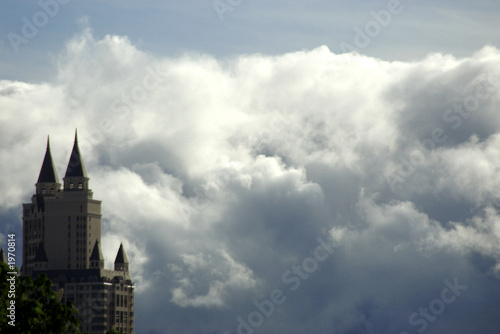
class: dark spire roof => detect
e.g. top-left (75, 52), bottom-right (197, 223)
top-left (0, 247), bottom-right (6, 264)
top-left (114, 243), bottom-right (129, 264)
top-left (65, 129), bottom-right (87, 178)
top-left (90, 240), bottom-right (104, 261)
top-left (37, 136), bottom-right (60, 183)
top-left (33, 242), bottom-right (49, 263)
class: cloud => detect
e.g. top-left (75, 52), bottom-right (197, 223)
top-left (170, 250), bottom-right (258, 308)
top-left (2, 30), bottom-right (500, 333)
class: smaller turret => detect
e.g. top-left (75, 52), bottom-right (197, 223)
top-left (32, 242), bottom-right (49, 270)
top-left (114, 243), bottom-right (129, 272)
top-left (63, 130), bottom-right (89, 191)
top-left (36, 136), bottom-right (61, 196)
top-left (90, 240), bottom-right (105, 269)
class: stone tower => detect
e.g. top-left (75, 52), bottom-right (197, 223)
top-left (22, 132), bottom-right (135, 334)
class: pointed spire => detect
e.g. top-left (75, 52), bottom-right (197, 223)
top-left (90, 240), bottom-right (105, 269)
top-left (114, 243), bottom-right (129, 264)
top-left (33, 242), bottom-right (49, 263)
top-left (37, 136), bottom-right (60, 183)
top-left (90, 240), bottom-right (104, 261)
top-left (0, 247), bottom-right (6, 264)
top-left (65, 129), bottom-right (87, 178)
top-left (114, 243), bottom-right (129, 272)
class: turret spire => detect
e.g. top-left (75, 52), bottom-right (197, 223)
top-left (65, 129), bottom-right (87, 178)
top-left (33, 242), bottom-right (49, 263)
top-left (114, 243), bottom-right (129, 272)
top-left (90, 240), bottom-right (105, 269)
top-left (37, 136), bottom-right (60, 183)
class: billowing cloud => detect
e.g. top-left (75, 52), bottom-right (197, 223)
top-left (1, 30), bottom-right (500, 333)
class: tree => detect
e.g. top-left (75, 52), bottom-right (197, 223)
top-left (0, 262), bottom-right (81, 333)
top-left (106, 329), bottom-right (120, 334)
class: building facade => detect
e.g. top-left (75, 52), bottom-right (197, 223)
top-left (22, 132), bottom-right (135, 334)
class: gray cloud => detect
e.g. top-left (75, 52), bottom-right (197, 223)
top-left (1, 31), bottom-right (500, 333)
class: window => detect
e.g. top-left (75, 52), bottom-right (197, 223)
top-left (42, 189), bottom-right (46, 194)
top-left (78, 183), bottom-right (83, 189)
top-left (50, 188), bottom-right (54, 194)
top-left (69, 183), bottom-right (74, 189)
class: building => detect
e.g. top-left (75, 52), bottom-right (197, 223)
top-left (22, 132), bottom-right (135, 334)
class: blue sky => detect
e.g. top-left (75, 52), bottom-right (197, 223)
top-left (2, 0), bottom-right (500, 81)
top-left (1, 1), bottom-right (500, 334)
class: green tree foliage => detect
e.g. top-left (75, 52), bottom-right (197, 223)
top-left (106, 329), bottom-right (120, 334)
top-left (0, 262), bottom-right (81, 333)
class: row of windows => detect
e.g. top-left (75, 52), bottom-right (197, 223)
top-left (25, 219), bottom-right (42, 229)
top-left (116, 294), bottom-right (128, 307)
top-left (115, 284), bottom-right (132, 292)
top-left (74, 285), bottom-right (109, 291)
top-left (115, 310), bottom-right (131, 325)
top-left (68, 232), bottom-right (92, 238)
top-left (32, 262), bottom-right (48, 270)
top-left (92, 325), bottom-right (107, 331)
top-left (68, 216), bottom-right (91, 222)
top-left (68, 247), bottom-right (91, 254)
top-left (112, 323), bottom-right (134, 334)
top-left (68, 222), bottom-right (92, 229)
top-left (26, 242), bottom-right (40, 257)
top-left (68, 248), bottom-right (92, 261)
top-left (68, 182), bottom-right (83, 189)
top-left (26, 232), bottom-right (42, 241)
